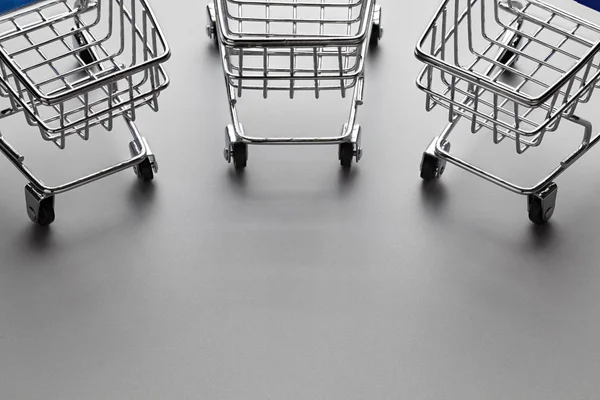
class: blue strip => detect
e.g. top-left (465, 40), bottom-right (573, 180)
top-left (576, 0), bottom-right (600, 12)
top-left (0, 0), bottom-right (42, 14)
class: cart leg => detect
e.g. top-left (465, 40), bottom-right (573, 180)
top-left (224, 125), bottom-right (248, 170)
top-left (129, 138), bottom-right (158, 182)
top-left (339, 124), bottom-right (362, 168)
top-left (370, 4), bottom-right (383, 47)
top-left (420, 137), bottom-right (450, 181)
top-left (25, 184), bottom-right (55, 227)
top-left (206, 3), bottom-right (218, 46)
top-left (527, 183), bottom-right (558, 225)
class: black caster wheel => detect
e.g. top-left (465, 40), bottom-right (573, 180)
top-left (135, 158), bottom-right (155, 182)
top-left (232, 142), bottom-right (248, 170)
top-left (420, 141), bottom-right (450, 181)
top-left (370, 24), bottom-right (382, 47)
top-left (206, 4), bottom-right (218, 47)
top-left (339, 142), bottom-right (354, 168)
top-left (527, 183), bottom-right (558, 225)
top-left (25, 185), bottom-right (56, 227)
top-left (420, 153), bottom-right (441, 181)
top-left (369, 5), bottom-right (383, 47)
top-left (36, 198), bottom-right (56, 227)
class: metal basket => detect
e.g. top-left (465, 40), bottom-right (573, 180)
top-left (207, 0), bottom-right (382, 169)
top-left (415, 0), bottom-right (600, 153)
top-left (214, 0), bottom-right (376, 98)
top-left (0, 0), bottom-right (170, 148)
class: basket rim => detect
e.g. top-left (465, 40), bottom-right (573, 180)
top-left (214, 0), bottom-right (376, 48)
top-left (0, 0), bottom-right (171, 106)
top-left (415, 0), bottom-right (600, 107)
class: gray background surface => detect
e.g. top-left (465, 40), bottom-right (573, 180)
top-left (1, 1), bottom-right (599, 399)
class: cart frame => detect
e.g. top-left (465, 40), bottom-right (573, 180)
top-left (207, 0), bottom-right (382, 169)
top-left (415, 0), bottom-right (600, 224)
top-left (0, 0), bottom-right (170, 226)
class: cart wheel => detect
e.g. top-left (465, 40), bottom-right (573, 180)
top-left (420, 141), bottom-right (450, 181)
top-left (370, 25), bottom-right (383, 47)
top-left (36, 199), bottom-right (56, 227)
top-left (339, 142), bottom-right (354, 168)
top-left (206, 4), bottom-right (218, 47)
top-left (25, 185), bottom-right (56, 227)
top-left (527, 183), bottom-right (558, 225)
top-left (135, 158), bottom-right (155, 182)
top-left (420, 153), bottom-right (440, 181)
top-left (232, 142), bottom-right (248, 170)
top-left (370, 5), bottom-right (383, 47)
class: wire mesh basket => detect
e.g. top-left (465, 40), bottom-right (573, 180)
top-left (0, 0), bottom-right (170, 226)
top-left (415, 0), bottom-right (600, 153)
top-left (0, 0), bottom-right (170, 148)
top-left (214, 0), bottom-right (377, 98)
top-left (415, 0), bottom-right (600, 224)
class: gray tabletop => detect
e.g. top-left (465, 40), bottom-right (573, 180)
top-left (1, 1), bottom-right (599, 399)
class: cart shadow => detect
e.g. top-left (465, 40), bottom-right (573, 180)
top-left (419, 181), bottom-right (449, 214)
top-left (225, 168), bottom-right (248, 195)
top-left (127, 180), bottom-right (158, 217)
top-left (6, 182), bottom-right (159, 258)
top-left (338, 166), bottom-right (359, 193)
top-left (20, 224), bottom-right (55, 252)
top-left (527, 223), bottom-right (557, 250)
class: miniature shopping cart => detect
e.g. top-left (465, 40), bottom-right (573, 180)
top-left (416, 0), bottom-right (600, 224)
top-left (206, 0), bottom-right (382, 169)
top-left (0, 0), bottom-right (170, 226)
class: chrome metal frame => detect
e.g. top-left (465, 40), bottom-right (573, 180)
top-left (207, 0), bottom-right (382, 167)
top-left (416, 0), bottom-right (600, 153)
top-left (0, 0), bottom-right (170, 225)
top-left (416, 0), bottom-right (600, 223)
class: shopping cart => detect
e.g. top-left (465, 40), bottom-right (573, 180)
top-left (206, 0), bottom-right (382, 169)
top-left (0, 0), bottom-right (170, 225)
top-left (415, 0), bottom-right (600, 224)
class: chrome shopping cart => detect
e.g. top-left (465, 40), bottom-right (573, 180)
top-left (416, 0), bottom-right (600, 224)
top-left (0, 0), bottom-right (170, 226)
top-left (206, 0), bottom-right (382, 169)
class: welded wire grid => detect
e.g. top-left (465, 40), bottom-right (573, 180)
top-left (416, 0), bottom-right (600, 153)
top-left (216, 0), bottom-right (374, 98)
top-left (0, 0), bottom-right (169, 148)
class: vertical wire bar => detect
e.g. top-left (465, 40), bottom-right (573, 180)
top-left (449, 76), bottom-right (456, 122)
top-left (492, 94), bottom-right (501, 143)
top-left (290, 0), bottom-right (298, 98)
top-left (119, 0), bottom-right (126, 58)
top-left (343, 0), bottom-right (353, 95)
top-left (338, 47), bottom-right (345, 98)
top-left (440, 8), bottom-right (447, 85)
top-left (513, 102), bottom-right (521, 153)
top-left (317, 0), bottom-right (325, 98)
top-left (263, 0), bottom-right (270, 98)
top-left (426, 22), bottom-right (438, 111)
top-left (107, 77), bottom-right (114, 131)
top-left (129, 0), bottom-right (137, 119)
top-left (313, 47), bottom-right (319, 98)
top-left (453, 0), bottom-right (459, 66)
top-left (150, 28), bottom-right (159, 111)
top-left (263, 48), bottom-right (268, 98)
top-left (238, 49), bottom-right (243, 97)
top-left (238, 1), bottom-right (243, 97)
top-left (82, 91), bottom-right (90, 140)
top-left (470, 83), bottom-right (479, 133)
